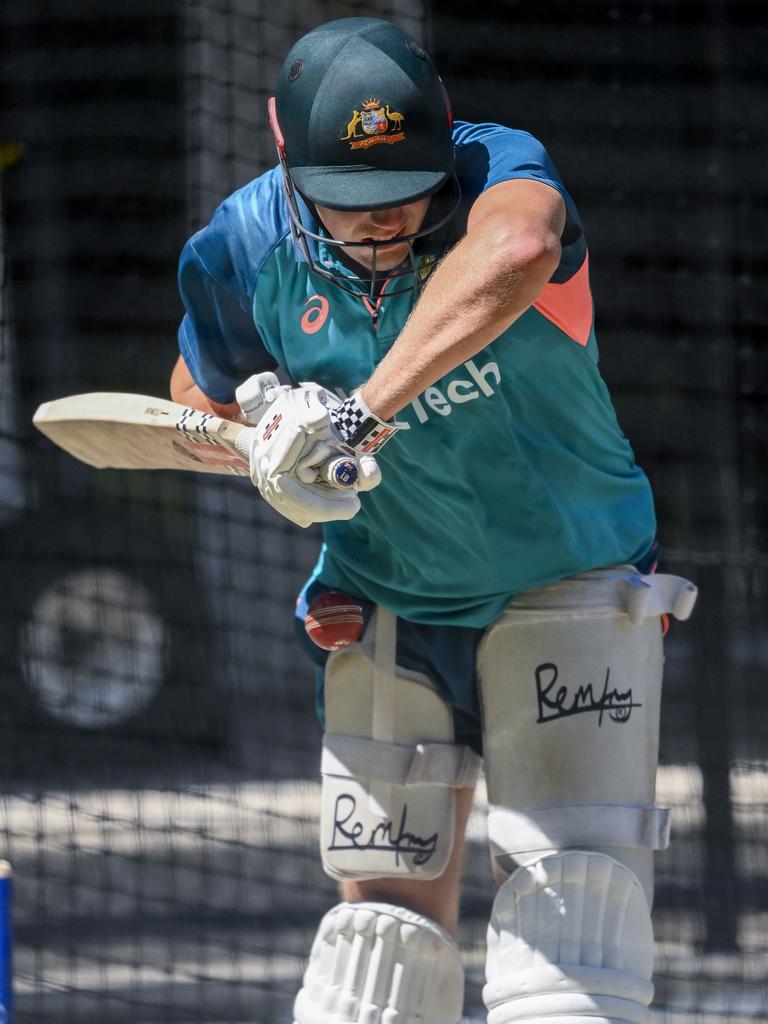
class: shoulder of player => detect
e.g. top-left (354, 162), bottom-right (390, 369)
top-left (181, 166), bottom-right (292, 292)
top-left (452, 120), bottom-right (550, 159)
top-left (452, 121), bottom-right (562, 204)
top-left (453, 121), bottom-right (578, 218)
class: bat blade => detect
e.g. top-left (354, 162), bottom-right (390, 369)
top-left (33, 393), bottom-right (250, 476)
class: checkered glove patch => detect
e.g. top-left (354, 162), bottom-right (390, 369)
top-left (330, 392), bottom-right (403, 455)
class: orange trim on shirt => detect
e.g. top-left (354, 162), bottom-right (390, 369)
top-left (533, 252), bottom-right (593, 347)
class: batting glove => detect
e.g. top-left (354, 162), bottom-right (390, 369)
top-left (233, 376), bottom-right (378, 529)
top-left (328, 390), bottom-right (403, 457)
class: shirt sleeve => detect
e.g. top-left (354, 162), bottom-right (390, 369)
top-left (177, 189), bottom-right (280, 404)
top-left (452, 122), bottom-right (585, 281)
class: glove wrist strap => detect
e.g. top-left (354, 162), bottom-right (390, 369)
top-left (330, 392), bottom-right (402, 455)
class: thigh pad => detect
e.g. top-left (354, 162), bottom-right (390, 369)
top-left (320, 608), bottom-right (481, 881)
top-left (479, 568), bottom-right (696, 894)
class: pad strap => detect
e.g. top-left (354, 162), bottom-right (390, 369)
top-left (489, 802), bottom-right (670, 854)
top-left (323, 733), bottom-right (481, 789)
top-left (623, 572), bottom-right (698, 624)
top-left (506, 569), bottom-right (698, 624)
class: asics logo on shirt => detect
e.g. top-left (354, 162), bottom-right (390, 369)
top-left (301, 295), bottom-right (330, 334)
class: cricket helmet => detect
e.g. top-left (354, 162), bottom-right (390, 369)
top-left (269, 17), bottom-right (460, 296)
top-left (272, 17), bottom-right (454, 210)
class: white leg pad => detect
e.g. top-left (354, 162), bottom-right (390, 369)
top-left (321, 608), bottom-right (480, 881)
top-left (476, 567), bottom-right (695, 902)
top-left (294, 901), bottom-right (465, 1024)
top-left (484, 851), bottom-right (654, 1024)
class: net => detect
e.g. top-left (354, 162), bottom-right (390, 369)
top-left (0, 1), bottom-right (766, 1021)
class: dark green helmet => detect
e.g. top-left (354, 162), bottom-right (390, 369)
top-left (272, 17), bottom-right (454, 211)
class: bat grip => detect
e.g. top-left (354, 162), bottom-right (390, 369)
top-left (321, 456), bottom-right (358, 489)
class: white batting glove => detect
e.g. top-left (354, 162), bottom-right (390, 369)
top-left (233, 378), bottom-right (373, 529)
top-left (236, 373), bottom-right (384, 494)
top-left (288, 387), bottom-right (400, 498)
top-left (293, 386), bottom-right (384, 496)
top-left (294, 440), bottom-right (382, 492)
top-left (235, 371), bottom-right (288, 425)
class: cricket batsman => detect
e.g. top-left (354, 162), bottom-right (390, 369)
top-left (170, 17), bottom-right (697, 1022)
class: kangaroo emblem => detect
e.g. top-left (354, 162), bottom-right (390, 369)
top-left (340, 110), bottom-right (363, 140)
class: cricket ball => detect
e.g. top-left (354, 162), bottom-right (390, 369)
top-left (304, 591), bottom-right (364, 651)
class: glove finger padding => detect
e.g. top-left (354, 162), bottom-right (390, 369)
top-left (253, 465), bottom-right (361, 529)
top-left (288, 386), bottom-right (336, 433)
top-left (258, 416), bottom-right (316, 479)
top-left (276, 475), bottom-right (360, 523)
top-left (235, 371), bottom-right (287, 424)
top-left (295, 443), bottom-right (382, 492)
top-left (356, 454), bottom-right (381, 492)
top-left (294, 441), bottom-right (343, 485)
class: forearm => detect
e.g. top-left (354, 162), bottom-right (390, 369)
top-left (361, 229), bottom-right (560, 421)
top-left (169, 354), bottom-right (241, 421)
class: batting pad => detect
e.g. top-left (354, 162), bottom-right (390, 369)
top-left (320, 608), bottom-right (480, 881)
top-left (477, 568), bottom-right (695, 901)
top-left (293, 901), bottom-right (465, 1024)
top-left (484, 850), bottom-right (655, 1024)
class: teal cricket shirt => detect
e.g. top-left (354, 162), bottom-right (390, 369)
top-left (178, 122), bottom-right (656, 627)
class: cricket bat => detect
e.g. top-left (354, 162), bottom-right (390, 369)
top-left (33, 392), bottom-right (358, 486)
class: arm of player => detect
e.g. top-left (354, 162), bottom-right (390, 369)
top-left (170, 354), bottom-right (243, 421)
top-left (359, 178), bottom-right (566, 421)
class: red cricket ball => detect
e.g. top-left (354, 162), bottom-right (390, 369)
top-left (304, 591), bottom-right (364, 651)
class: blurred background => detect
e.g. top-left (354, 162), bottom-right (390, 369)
top-left (0, 1), bottom-right (765, 1021)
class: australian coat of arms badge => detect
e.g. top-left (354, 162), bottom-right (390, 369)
top-left (341, 99), bottom-right (406, 150)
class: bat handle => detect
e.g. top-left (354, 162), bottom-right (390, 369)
top-left (322, 456), bottom-right (358, 489)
